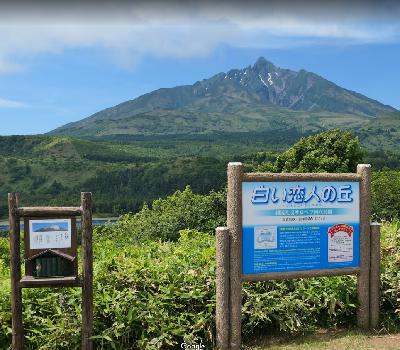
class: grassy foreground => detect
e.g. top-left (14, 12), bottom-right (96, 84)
top-left (0, 203), bottom-right (399, 348)
top-left (247, 330), bottom-right (400, 350)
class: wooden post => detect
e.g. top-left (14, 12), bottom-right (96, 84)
top-left (9, 193), bottom-right (24, 350)
top-left (370, 223), bottom-right (381, 329)
top-left (227, 163), bottom-right (243, 350)
top-left (216, 227), bottom-right (230, 350)
top-left (81, 192), bottom-right (93, 350)
top-left (356, 164), bottom-right (372, 329)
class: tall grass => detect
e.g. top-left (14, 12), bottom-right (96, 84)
top-left (0, 222), bottom-right (399, 349)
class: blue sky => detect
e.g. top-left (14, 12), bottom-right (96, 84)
top-left (0, 1), bottom-right (399, 135)
top-left (32, 221), bottom-right (69, 232)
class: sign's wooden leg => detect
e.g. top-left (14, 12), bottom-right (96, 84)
top-left (227, 162), bottom-right (243, 350)
top-left (216, 227), bottom-right (231, 350)
top-left (357, 164), bottom-right (372, 329)
top-left (370, 223), bottom-right (381, 329)
top-left (81, 192), bottom-right (93, 350)
top-left (9, 193), bottom-right (24, 350)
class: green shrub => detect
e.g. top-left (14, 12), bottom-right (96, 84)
top-left (380, 220), bottom-right (400, 328)
top-left (91, 230), bottom-right (216, 349)
top-left (97, 186), bottom-right (226, 243)
top-left (1, 222), bottom-right (399, 349)
top-left (0, 237), bottom-right (10, 267)
top-left (258, 129), bottom-right (363, 173)
top-left (0, 230), bottom-right (216, 349)
top-left (372, 170), bottom-right (400, 220)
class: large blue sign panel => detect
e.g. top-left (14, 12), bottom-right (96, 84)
top-left (242, 181), bottom-right (360, 274)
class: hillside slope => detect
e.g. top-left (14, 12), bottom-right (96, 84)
top-left (50, 57), bottom-right (396, 137)
top-left (0, 135), bottom-right (232, 218)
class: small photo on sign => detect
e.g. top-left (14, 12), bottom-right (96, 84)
top-left (29, 219), bottom-right (72, 250)
top-left (254, 226), bottom-right (277, 249)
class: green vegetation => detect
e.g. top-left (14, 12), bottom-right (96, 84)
top-left (0, 130), bottom-right (322, 219)
top-left (274, 129), bottom-right (363, 173)
top-left (1, 191), bottom-right (400, 349)
top-left (372, 170), bottom-right (400, 220)
top-left (256, 129), bottom-right (363, 173)
top-left (2, 126), bottom-right (400, 220)
top-left (50, 57), bottom-right (396, 138)
top-left (253, 130), bottom-right (400, 220)
top-left (51, 106), bottom-right (370, 138)
top-left (1, 129), bottom-right (400, 348)
top-left (0, 135), bottom-right (232, 218)
top-left (1, 56), bottom-right (400, 348)
top-left (100, 186), bottom-right (226, 243)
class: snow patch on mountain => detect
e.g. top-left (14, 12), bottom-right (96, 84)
top-left (259, 74), bottom-right (269, 87)
top-left (267, 73), bottom-right (273, 85)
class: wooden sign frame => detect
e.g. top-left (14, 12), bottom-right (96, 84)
top-left (8, 192), bottom-right (93, 350)
top-left (215, 163), bottom-right (381, 350)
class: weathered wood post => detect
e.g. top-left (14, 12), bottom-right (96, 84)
top-left (227, 162), bottom-right (243, 350)
top-left (216, 226), bottom-right (230, 350)
top-left (8, 193), bottom-right (23, 350)
top-left (370, 222), bottom-right (381, 329)
top-left (356, 164), bottom-right (372, 329)
top-left (81, 192), bottom-right (93, 350)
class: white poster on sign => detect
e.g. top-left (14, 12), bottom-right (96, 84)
top-left (29, 219), bottom-right (72, 249)
top-left (327, 224), bottom-right (354, 262)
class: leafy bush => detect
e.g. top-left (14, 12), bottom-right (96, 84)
top-left (380, 221), bottom-right (400, 328)
top-left (372, 170), bottom-right (400, 220)
top-left (1, 222), bottom-right (399, 349)
top-left (258, 129), bottom-right (363, 173)
top-left (0, 237), bottom-right (9, 267)
top-left (91, 230), bottom-right (216, 349)
top-left (0, 230), bottom-right (216, 349)
top-left (98, 186), bottom-right (226, 243)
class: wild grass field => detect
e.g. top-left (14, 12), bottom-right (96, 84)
top-left (0, 190), bottom-right (399, 349)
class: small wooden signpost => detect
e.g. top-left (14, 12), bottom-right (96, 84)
top-left (8, 192), bottom-right (93, 350)
top-left (216, 163), bottom-right (381, 350)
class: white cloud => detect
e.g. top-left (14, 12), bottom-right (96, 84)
top-left (0, 98), bottom-right (27, 108)
top-left (0, 2), bottom-right (399, 73)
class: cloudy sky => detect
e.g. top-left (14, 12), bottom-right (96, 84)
top-left (1, 1), bottom-right (399, 135)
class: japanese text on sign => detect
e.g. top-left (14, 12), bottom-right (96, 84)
top-left (242, 181), bottom-right (360, 274)
top-left (251, 184), bottom-right (354, 204)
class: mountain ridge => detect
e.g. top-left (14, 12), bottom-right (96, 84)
top-left (50, 57), bottom-right (397, 137)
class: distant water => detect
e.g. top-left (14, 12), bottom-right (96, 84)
top-left (0, 218), bottom-right (117, 232)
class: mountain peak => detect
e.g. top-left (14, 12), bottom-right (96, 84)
top-left (49, 58), bottom-right (397, 137)
top-left (253, 57), bottom-right (276, 73)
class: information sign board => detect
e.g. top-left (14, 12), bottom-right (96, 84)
top-left (242, 181), bottom-right (360, 274)
top-left (29, 218), bottom-right (72, 249)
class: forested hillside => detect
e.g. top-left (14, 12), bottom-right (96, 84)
top-left (1, 129), bottom-right (400, 219)
top-left (0, 136), bottom-right (229, 217)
